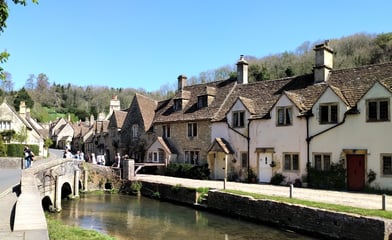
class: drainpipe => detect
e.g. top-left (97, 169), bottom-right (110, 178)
top-left (225, 119), bottom-right (251, 181)
top-left (306, 107), bottom-right (355, 183)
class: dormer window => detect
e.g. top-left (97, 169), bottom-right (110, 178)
top-left (319, 103), bottom-right (338, 124)
top-left (367, 98), bottom-right (389, 122)
top-left (197, 95), bottom-right (208, 108)
top-left (277, 106), bottom-right (292, 126)
top-left (173, 99), bottom-right (182, 111)
top-left (232, 111), bottom-right (245, 128)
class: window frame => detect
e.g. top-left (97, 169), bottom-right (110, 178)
top-left (283, 152), bottom-right (299, 171)
top-left (184, 150), bottom-right (200, 165)
top-left (381, 154), bottom-right (392, 176)
top-left (313, 153), bottom-right (331, 171)
top-left (366, 98), bottom-right (390, 122)
top-left (276, 106), bottom-right (293, 126)
top-left (197, 95), bottom-right (208, 108)
top-left (0, 121), bottom-right (11, 130)
top-left (173, 99), bottom-right (182, 111)
top-left (162, 125), bottom-right (171, 138)
top-left (319, 103), bottom-right (338, 124)
top-left (241, 152), bottom-right (248, 168)
top-left (187, 122), bottom-right (198, 138)
top-left (132, 124), bottom-right (139, 138)
top-left (232, 111), bottom-right (245, 128)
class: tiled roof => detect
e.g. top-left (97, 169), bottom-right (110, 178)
top-left (108, 110), bottom-right (128, 128)
top-left (134, 93), bottom-right (157, 131)
top-left (154, 79), bottom-right (237, 123)
top-left (328, 62), bottom-right (392, 107)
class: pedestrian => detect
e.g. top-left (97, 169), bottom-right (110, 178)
top-left (23, 145), bottom-right (34, 168)
top-left (91, 153), bottom-right (97, 164)
top-left (112, 152), bottom-right (121, 168)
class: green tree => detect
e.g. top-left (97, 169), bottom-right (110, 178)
top-left (13, 87), bottom-right (34, 111)
top-left (12, 126), bottom-right (27, 143)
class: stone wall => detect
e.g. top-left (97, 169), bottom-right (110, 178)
top-left (0, 157), bottom-right (23, 169)
top-left (207, 190), bottom-right (392, 240)
top-left (139, 181), bottom-right (198, 205)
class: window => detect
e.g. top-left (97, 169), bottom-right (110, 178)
top-left (382, 154), bottom-right (392, 176)
top-left (0, 121), bottom-right (11, 130)
top-left (314, 153), bottom-right (331, 171)
top-left (283, 153), bottom-right (299, 171)
top-left (132, 124), bottom-right (138, 138)
top-left (241, 152), bottom-right (248, 168)
top-left (367, 99), bottom-right (389, 122)
top-left (197, 95), bottom-right (208, 108)
top-left (277, 107), bottom-right (292, 126)
top-left (148, 150), bottom-right (165, 163)
top-left (187, 122), bottom-right (197, 137)
top-left (174, 99), bottom-right (182, 111)
top-left (233, 111), bottom-right (245, 128)
top-left (162, 125), bottom-right (171, 138)
top-left (319, 103), bottom-right (338, 124)
top-left (185, 151), bottom-right (199, 165)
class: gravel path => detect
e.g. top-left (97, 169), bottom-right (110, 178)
top-left (135, 174), bottom-right (392, 210)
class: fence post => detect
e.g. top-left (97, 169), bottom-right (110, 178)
top-left (290, 184), bottom-right (294, 198)
top-left (382, 194), bottom-right (386, 210)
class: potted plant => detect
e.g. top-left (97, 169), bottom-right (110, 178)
top-left (270, 161), bottom-right (276, 168)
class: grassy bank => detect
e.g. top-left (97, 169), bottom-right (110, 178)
top-left (46, 213), bottom-right (116, 240)
top-left (224, 189), bottom-right (392, 219)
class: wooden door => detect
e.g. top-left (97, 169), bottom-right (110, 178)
top-left (347, 154), bottom-right (365, 191)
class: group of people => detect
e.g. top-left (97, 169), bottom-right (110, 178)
top-left (62, 147), bottom-right (124, 168)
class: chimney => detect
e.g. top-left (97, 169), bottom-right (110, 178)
top-left (109, 95), bottom-right (121, 116)
top-left (19, 101), bottom-right (26, 118)
top-left (314, 40), bottom-right (333, 83)
top-left (236, 55), bottom-right (249, 84)
top-left (178, 75), bottom-right (187, 91)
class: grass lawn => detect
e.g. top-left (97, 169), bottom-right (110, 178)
top-left (46, 213), bottom-right (115, 240)
top-left (224, 189), bottom-right (392, 219)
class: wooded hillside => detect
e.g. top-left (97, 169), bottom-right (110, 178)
top-left (0, 32), bottom-right (391, 123)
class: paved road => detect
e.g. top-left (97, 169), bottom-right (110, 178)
top-left (0, 169), bottom-right (21, 198)
top-left (135, 174), bottom-right (392, 210)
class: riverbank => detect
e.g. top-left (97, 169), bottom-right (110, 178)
top-left (131, 174), bottom-right (392, 240)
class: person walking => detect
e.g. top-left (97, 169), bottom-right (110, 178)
top-left (23, 145), bottom-right (34, 168)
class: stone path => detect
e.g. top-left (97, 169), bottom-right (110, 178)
top-left (135, 174), bottom-right (392, 210)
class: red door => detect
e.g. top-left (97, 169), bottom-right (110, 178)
top-left (347, 154), bottom-right (365, 191)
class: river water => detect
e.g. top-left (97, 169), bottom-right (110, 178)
top-left (51, 193), bottom-right (318, 240)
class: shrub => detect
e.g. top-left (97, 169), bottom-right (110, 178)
top-left (308, 161), bottom-right (346, 190)
top-left (270, 173), bottom-right (285, 185)
top-left (165, 163), bottom-right (210, 180)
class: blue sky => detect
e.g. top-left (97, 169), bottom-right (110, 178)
top-left (0, 0), bottom-right (391, 92)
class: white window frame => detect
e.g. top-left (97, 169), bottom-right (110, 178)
top-left (276, 106), bottom-right (293, 126)
top-left (0, 121), bottom-right (11, 130)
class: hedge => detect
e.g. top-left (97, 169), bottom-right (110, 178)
top-left (0, 144), bottom-right (39, 157)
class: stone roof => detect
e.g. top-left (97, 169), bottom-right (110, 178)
top-left (108, 110), bottom-right (128, 129)
top-left (328, 62), bottom-right (392, 107)
top-left (134, 93), bottom-right (157, 131)
top-left (154, 79), bottom-right (237, 123)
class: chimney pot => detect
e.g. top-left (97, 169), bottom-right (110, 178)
top-left (236, 55), bottom-right (249, 84)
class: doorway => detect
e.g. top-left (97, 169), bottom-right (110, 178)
top-left (346, 154), bottom-right (365, 190)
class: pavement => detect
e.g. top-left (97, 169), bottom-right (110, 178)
top-left (135, 174), bottom-right (392, 210)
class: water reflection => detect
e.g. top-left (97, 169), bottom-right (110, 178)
top-left (52, 194), bottom-right (317, 240)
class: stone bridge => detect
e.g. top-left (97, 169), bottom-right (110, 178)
top-left (13, 158), bottom-right (87, 235)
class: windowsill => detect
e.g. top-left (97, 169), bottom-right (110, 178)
top-left (283, 170), bottom-right (300, 172)
top-left (366, 119), bottom-right (390, 122)
top-left (319, 122), bottom-right (338, 125)
top-left (276, 124), bottom-right (292, 127)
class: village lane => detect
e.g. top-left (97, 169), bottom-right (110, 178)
top-left (135, 174), bottom-right (392, 210)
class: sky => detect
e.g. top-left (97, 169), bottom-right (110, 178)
top-left (0, 0), bottom-right (391, 92)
